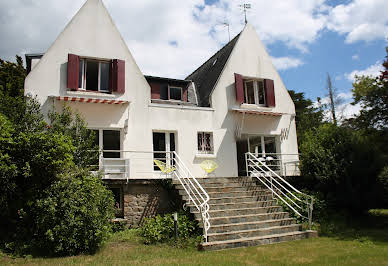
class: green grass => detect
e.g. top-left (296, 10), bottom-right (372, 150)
top-left (1, 210), bottom-right (388, 266)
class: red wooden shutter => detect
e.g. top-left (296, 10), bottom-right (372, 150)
top-left (234, 73), bottom-right (244, 104)
top-left (264, 79), bottom-right (275, 107)
top-left (111, 59), bottom-right (125, 93)
top-left (67, 54), bottom-right (79, 90)
top-left (183, 87), bottom-right (188, 102)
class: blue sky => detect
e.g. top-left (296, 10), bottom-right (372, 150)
top-left (0, 0), bottom-right (387, 118)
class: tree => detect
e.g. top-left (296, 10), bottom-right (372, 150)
top-left (326, 74), bottom-right (337, 125)
top-left (288, 90), bottom-right (324, 146)
top-left (0, 56), bottom-right (113, 256)
top-left (300, 124), bottom-right (385, 213)
top-left (346, 48), bottom-right (388, 130)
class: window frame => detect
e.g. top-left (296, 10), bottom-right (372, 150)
top-left (168, 86), bottom-right (183, 101)
top-left (243, 79), bottom-right (266, 106)
top-left (197, 132), bottom-right (214, 154)
top-left (79, 58), bottom-right (111, 93)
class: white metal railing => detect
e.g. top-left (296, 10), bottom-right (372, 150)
top-left (245, 153), bottom-right (300, 176)
top-left (171, 151), bottom-right (210, 242)
top-left (89, 150), bottom-right (211, 241)
top-left (245, 152), bottom-right (313, 229)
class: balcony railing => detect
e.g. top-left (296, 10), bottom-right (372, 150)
top-left (247, 153), bottom-right (300, 176)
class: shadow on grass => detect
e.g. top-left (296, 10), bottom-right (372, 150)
top-left (319, 209), bottom-right (388, 244)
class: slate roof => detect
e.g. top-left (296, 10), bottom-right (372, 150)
top-left (186, 33), bottom-right (241, 107)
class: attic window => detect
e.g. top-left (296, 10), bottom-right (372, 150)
top-left (79, 59), bottom-right (110, 92)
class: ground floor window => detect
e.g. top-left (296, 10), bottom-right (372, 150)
top-left (197, 132), bottom-right (213, 154)
top-left (91, 129), bottom-right (121, 158)
top-left (109, 186), bottom-right (124, 218)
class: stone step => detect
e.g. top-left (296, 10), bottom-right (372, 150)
top-left (210, 212), bottom-right (289, 226)
top-left (195, 177), bottom-right (255, 184)
top-left (207, 224), bottom-right (302, 242)
top-left (193, 206), bottom-right (283, 219)
top-left (206, 218), bottom-right (296, 233)
top-left (200, 231), bottom-right (318, 251)
top-left (179, 190), bottom-right (271, 199)
top-left (188, 200), bottom-right (277, 211)
top-left (175, 185), bottom-right (261, 193)
top-left (208, 195), bottom-right (274, 204)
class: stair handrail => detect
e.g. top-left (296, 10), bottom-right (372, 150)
top-left (171, 151), bottom-right (210, 241)
top-left (246, 152), bottom-right (313, 229)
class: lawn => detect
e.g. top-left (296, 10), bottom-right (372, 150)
top-left (1, 210), bottom-right (388, 266)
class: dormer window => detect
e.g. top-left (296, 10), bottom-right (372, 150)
top-left (79, 59), bottom-right (110, 92)
top-left (244, 80), bottom-right (265, 106)
top-left (169, 87), bottom-right (182, 101)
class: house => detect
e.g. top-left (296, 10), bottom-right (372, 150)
top-left (25, 0), bottom-right (315, 249)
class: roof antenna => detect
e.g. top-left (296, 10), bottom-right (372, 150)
top-left (222, 22), bottom-right (230, 42)
top-left (239, 3), bottom-right (251, 25)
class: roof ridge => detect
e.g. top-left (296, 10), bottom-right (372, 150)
top-left (186, 32), bottom-right (241, 80)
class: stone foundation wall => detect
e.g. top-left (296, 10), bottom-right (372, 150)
top-left (105, 179), bottom-right (179, 227)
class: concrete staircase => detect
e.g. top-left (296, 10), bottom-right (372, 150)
top-left (173, 176), bottom-right (317, 251)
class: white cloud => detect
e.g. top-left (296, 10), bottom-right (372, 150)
top-left (352, 54), bottom-right (359, 60)
top-left (271, 57), bottom-right (304, 70)
top-left (327, 0), bottom-right (388, 43)
top-left (346, 61), bottom-right (383, 82)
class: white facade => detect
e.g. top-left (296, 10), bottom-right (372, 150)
top-left (24, 0), bottom-right (299, 178)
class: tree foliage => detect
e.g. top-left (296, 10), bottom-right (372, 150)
top-left (0, 56), bottom-right (114, 256)
top-left (299, 124), bottom-right (385, 213)
top-left (346, 48), bottom-right (388, 130)
top-left (288, 90), bottom-right (324, 146)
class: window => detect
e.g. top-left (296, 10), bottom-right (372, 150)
top-left (198, 132), bottom-right (213, 154)
top-left (153, 132), bottom-right (176, 171)
top-left (91, 129), bottom-right (121, 158)
top-left (169, 87), bottom-right (182, 101)
top-left (244, 79), bottom-right (266, 105)
top-left (78, 59), bottom-right (110, 92)
top-left (109, 187), bottom-right (123, 218)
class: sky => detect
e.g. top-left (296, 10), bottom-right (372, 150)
top-left (0, 0), bottom-right (387, 119)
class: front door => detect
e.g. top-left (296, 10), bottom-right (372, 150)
top-left (236, 139), bottom-right (249, 176)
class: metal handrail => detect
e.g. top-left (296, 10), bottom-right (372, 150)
top-left (171, 151), bottom-right (210, 242)
top-left (245, 152), bottom-right (313, 229)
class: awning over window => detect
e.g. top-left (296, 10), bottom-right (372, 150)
top-left (52, 96), bottom-right (129, 105)
top-left (233, 109), bottom-right (283, 116)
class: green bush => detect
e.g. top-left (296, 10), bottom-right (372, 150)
top-left (140, 212), bottom-right (199, 245)
top-left (278, 191), bottom-right (327, 225)
top-left (300, 124), bottom-right (384, 213)
top-left (378, 166), bottom-right (388, 205)
top-left (30, 169), bottom-right (115, 256)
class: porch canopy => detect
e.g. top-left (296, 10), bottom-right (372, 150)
top-left (50, 96), bottom-right (129, 105)
top-left (233, 108), bottom-right (283, 116)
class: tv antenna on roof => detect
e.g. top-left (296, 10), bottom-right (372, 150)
top-left (222, 22), bottom-right (230, 42)
top-left (239, 3), bottom-right (251, 25)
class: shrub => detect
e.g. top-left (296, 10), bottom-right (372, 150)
top-left (277, 191), bottom-right (328, 225)
top-left (30, 169), bottom-right (115, 256)
top-left (378, 166), bottom-right (388, 206)
top-left (300, 124), bottom-right (384, 213)
top-left (140, 212), bottom-right (199, 245)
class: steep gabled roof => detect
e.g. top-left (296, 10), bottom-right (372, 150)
top-left (186, 33), bottom-right (241, 107)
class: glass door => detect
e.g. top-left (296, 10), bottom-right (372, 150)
top-left (153, 132), bottom-right (176, 171)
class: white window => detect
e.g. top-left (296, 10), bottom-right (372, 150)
top-left (198, 132), bottom-right (213, 154)
top-left (244, 80), bottom-right (265, 106)
top-left (79, 59), bottom-right (110, 92)
top-left (169, 86), bottom-right (183, 101)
